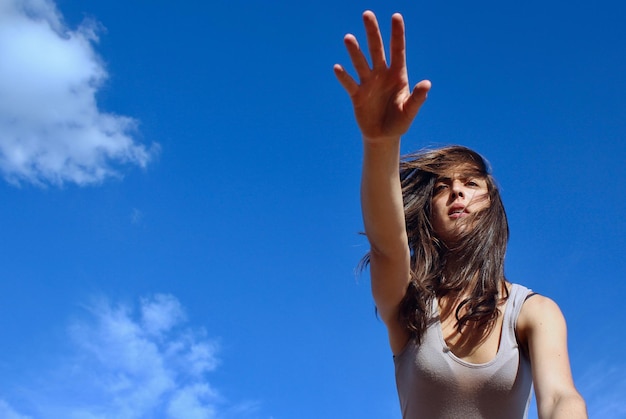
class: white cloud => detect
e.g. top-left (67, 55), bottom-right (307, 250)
top-left (64, 294), bottom-right (221, 418)
top-left (140, 294), bottom-right (186, 337)
top-left (130, 208), bottom-right (144, 224)
top-left (0, 0), bottom-right (156, 186)
top-left (167, 384), bottom-right (218, 419)
top-left (1, 294), bottom-right (262, 419)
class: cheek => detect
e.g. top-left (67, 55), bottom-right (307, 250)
top-left (429, 199), bottom-right (445, 222)
top-left (429, 201), bottom-right (448, 234)
top-left (469, 192), bottom-right (490, 211)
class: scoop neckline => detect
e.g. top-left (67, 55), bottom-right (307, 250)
top-left (433, 285), bottom-right (515, 368)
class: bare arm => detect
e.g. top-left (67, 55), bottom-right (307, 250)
top-left (518, 296), bottom-right (587, 419)
top-left (334, 11), bottom-right (430, 353)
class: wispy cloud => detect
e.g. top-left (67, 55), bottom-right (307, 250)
top-left (578, 360), bottom-right (626, 418)
top-left (0, 0), bottom-right (156, 186)
top-left (0, 400), bottom-right (32, 419)
top-left (2, 294), bottom-right (259, 419)
top-left (527, 359), bottom-right (626, 419)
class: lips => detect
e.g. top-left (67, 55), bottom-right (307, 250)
top-left (448, 204), bottom-right (467, 218)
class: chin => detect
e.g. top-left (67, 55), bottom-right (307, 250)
top-left (436, 224), bottom-right (474, 247)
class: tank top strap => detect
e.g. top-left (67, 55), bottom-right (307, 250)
top-left (502, 283), bottom-right (532, 346)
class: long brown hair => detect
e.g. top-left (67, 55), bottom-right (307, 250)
top-left (364, 145), bottom-right (509, 343)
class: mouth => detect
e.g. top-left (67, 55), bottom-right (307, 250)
top-left (448, 206), bottom-right (467, 218)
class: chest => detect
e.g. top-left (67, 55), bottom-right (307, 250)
top-left (393, 284), bottom-right (534, 418)
top-left (438, 306), bottom-right (505, 364)
top-left (394, 319), bottom-right (533, 418)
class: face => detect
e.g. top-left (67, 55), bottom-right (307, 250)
top-left (430, 168), bottom-right (490, 245)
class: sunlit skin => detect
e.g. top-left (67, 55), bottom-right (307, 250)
top-left (430, 170), bottom-right (489, 245)
top-left (335, 11), bottom-right (587, 417)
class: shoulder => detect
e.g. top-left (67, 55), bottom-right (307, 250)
top-left (519, 294), bottom-right (563, 324)
top-left (517, 293), bottom-right (566, 346)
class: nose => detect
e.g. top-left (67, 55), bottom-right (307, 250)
top-left (451, 181), bottom-right (465, 199)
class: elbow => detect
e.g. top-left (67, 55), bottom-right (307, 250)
top-left (368, 240), bottom-right (409, 262)
top-left (362, 225), bottom-right (409, 259)
top-left (539, 392), bottom-right (587, 419)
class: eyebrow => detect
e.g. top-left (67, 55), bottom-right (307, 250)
top-left (435, 174), bottom-right (485, 183)
top-left (435, 175), bottom-right (472, 182)
top-left (435, 176), bottom-right (453, 183)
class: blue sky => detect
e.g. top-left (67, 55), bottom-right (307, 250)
top-left (0, 0), bottom-right (625, 418)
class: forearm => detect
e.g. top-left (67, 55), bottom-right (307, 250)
top-left (360, 139), bottom-right (408, 257)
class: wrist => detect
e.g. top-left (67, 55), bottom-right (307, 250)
top-left (362, 140), bottom-right (402, 165)
top-left (362, 135), bottom-right (402, 148)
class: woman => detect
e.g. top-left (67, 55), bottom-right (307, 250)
top-left (334, 11), bottom-right (587, 418)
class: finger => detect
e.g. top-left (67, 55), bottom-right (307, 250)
top-left (333, 64), bottom-right (359, 96)
top-left (404, 80), bottom-right (432, 119)
top-left (343, 34), bottom-right (372, 79)
top-left (362, 10), bottom-right (387, 69)
top-left (389, 13), bottom-right (406, 72)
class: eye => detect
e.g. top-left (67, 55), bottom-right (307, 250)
top-left (434, 183), bottom-right (448, 193)
top-left (466, 180), bottom-right (480, 187)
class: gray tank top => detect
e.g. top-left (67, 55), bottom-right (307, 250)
top-left (394, 283), bottom-right (533, 418)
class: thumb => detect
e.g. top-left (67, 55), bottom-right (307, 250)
top-left (405, 80), bottom-right (431, 118)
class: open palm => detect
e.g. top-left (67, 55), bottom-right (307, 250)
top-left (334, 11), bottom-right (431, 143)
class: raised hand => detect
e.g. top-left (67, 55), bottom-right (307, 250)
top-left (334, 11), bottom-right (431, 144)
